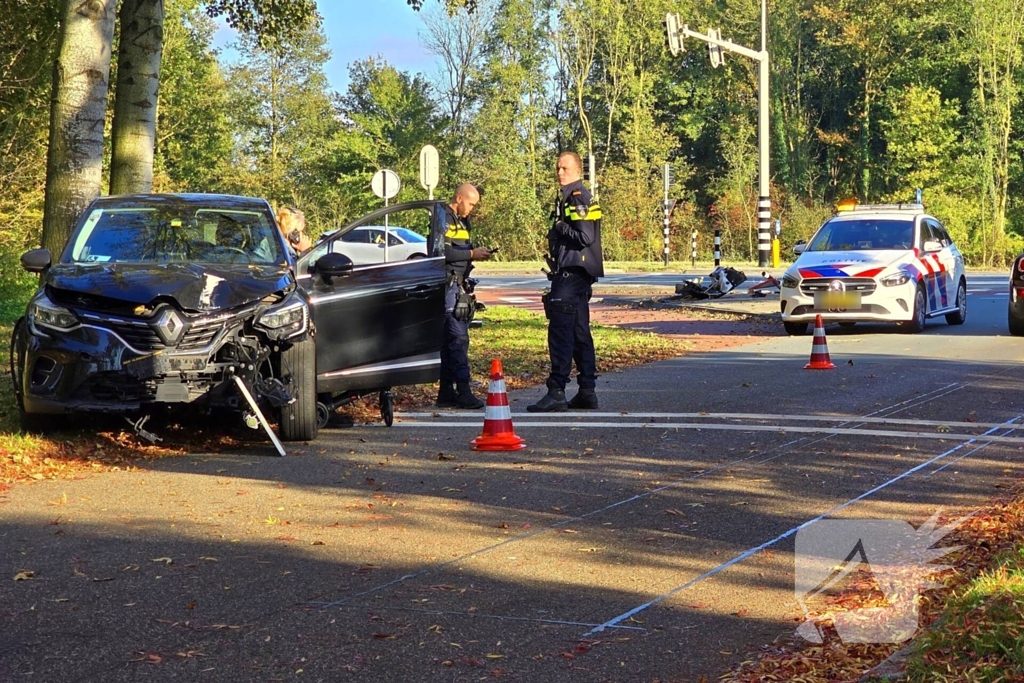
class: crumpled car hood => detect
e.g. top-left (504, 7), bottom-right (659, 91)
top-left (46, 262), bottom-right (294, 312)
top-left (791, 250), bottom-right (912, 279)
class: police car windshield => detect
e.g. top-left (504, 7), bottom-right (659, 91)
top-left (808, 218), bottom-right (914, 252)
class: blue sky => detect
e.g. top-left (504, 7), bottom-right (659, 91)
top-left (214, 0), bottom-right (440, 93)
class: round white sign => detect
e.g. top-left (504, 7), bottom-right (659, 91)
top-left (371, 169), bottom-right (401, 200)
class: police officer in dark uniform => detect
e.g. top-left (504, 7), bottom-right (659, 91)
top-left (437, 183), bottom-right (492, 409)
top-left (528, 151), bottom-right (604, 413)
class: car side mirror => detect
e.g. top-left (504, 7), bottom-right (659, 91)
top-left (922, 239), bottom-right (942, 253)
top-left (792, 241), bottom-right (806, 255)
top-left (316, 252), bottom-right (354, 284)
top-left (21, 248), bottom-right (52, 273)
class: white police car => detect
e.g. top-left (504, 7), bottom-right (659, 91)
top-left (779, 200), bottom-right (967, 335)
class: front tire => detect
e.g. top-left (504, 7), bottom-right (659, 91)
top-left (901, 284), bottom-right (927, 334)
top-left (783, 321), bottom-right (809, 336)
top-left (945, 279), bottom-right (967, 325)
top-left (279, 338), bottom-right (318, 442)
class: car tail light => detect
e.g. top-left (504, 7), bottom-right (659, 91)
top-left (1018, 256), bottom-right (1024, 274)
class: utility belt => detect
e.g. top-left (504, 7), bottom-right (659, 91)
top-left (447, 270), bottom-right (477, 322)
top-left (540, 268), bottom-right (593, 319)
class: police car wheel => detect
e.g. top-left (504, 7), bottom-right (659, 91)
top-left (783, 321), bottom-right (808, 336)
top-left (945, 279), bottom-right (967, 325)
top-left (901, 284), bottom-right (927, 334)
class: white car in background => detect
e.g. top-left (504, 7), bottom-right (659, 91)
top-left (779, 202), bottom-right (967, 335)
top-left (320, 225), bottom-right (428, 264)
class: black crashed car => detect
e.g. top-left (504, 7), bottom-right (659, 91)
top-left (10, 194), bottom-right (448, 442)
top-left (1010, 254), bottom-right (1024, 336)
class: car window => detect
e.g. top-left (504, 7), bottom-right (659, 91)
top-left (927, 219), bottom-right (951, 247)
top-left (392, 227), bottom-right (427, 243)
top-left (807, 218), bottom-right (915, 251)
top-left (919, 220), bottom-right (939, 248)
top-left (67, 206), bottom-right (283, 265)
top-left (341, 230), bottom-right (368, 243)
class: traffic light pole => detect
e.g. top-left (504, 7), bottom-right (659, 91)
top-left (666, 0), bottom-right (771, 267)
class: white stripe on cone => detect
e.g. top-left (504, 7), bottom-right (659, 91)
top-left (485, 404), bottom-right (512, 421)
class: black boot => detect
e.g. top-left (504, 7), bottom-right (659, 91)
top-left (527, 388), bottom-right (568, 413)
top-left (568, 388), bottom-right (599, 410)
top-left (435, 383), bottom-right (458, 408)
top-left (454, 382), bottom-right (484, 410)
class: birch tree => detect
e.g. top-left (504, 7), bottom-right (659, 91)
top-left (41, 0), bottom-right (118, 255)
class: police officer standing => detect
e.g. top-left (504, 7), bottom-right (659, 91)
top-left (437, 183), bottom-right (493, 409)
top-left (528, 152), bottom-right (604, 413)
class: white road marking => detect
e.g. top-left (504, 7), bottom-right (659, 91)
top-left (388, 420), bottom-right (1024, 444)
top-left (398, 411), bottom-right (1022, 431)
top-left (498, 296), bottom-right (534, 303)
top-left (311, 380), bottom-right (977, 625)
top-left (584, 415), bottom-right (1022, 635)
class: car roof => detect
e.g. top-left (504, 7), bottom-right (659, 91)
top-left (90, 193), bottom-right (273, 212)
top-left (829, 211), bottom-right (924, 222)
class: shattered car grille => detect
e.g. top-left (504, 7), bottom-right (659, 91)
top-left (78, 311), bottom-right (242, 352)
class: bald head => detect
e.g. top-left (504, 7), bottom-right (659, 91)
top-left (450, 183), bottom-right (480, 218)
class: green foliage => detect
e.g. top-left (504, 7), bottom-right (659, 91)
top-left (906, 545), bottom-right (1024, 682)
top-left (155, 0), bottom-right (236, 193)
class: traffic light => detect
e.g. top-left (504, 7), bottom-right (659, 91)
top-left (708, 28), bottom-right (724, 68)
top-left (664, 13), bottom-right (683, 56)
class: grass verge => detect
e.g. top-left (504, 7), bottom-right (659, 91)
top-left (903, 544), bottom-right (1024, 682)
top-left (0, 305), bottom-right (686, 485)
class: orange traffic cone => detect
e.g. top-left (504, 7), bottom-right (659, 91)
top-left (804, 315), bottom-right (835, 370)
top-left (471, 359), bottom-right (526, 451)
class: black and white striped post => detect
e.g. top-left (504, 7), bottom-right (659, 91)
top-left (691, 228), bottom-right (697, 267)
top-left (713, 229), bottom-right (721, 266)
top-left (757, 196), bottom-right (771, 267)
top-left (662, 163), bottom-right (674, 266)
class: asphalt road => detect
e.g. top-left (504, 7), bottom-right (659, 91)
top-left (1, 271), bottom-right (1021, 682)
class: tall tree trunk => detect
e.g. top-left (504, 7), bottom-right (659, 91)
top-left (109, 0), bottom-right (165, 195)
top-left (42, 0), bottom-right (118, 255)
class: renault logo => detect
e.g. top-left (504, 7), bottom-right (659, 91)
top-left (153, 308), bottom-right (186, 345)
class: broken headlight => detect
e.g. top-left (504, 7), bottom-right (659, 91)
top-left (255, 295), bottom-right (308, 338)
top-left (30, 294), bottom-right (79, 331)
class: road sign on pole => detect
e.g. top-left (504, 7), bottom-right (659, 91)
top-left (419, 145), bottom-right (439, 200)
top-left (371, 169), bottom-right (401, 201)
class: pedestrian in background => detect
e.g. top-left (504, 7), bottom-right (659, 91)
top-left (528, 151), bottom-right (604, 413)
top-left (277, 206), bottom-right (312, 253)
top-left (437, 183), bottom-right (493, 409)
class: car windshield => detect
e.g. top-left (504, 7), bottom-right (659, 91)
top-left (66, 207), bottom-right (285, 265)
top-left (807, 218), bottom-right (915, 251)
top-left (391, 228), bottom-right (426, 243)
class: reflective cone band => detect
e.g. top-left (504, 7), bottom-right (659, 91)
top-left (804, 315), bottom-right (835, 370)
top-left (471, 358), bottom-right (526, 451)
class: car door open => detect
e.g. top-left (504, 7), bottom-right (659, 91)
top-left (296, 202), bottom-right (446, 398)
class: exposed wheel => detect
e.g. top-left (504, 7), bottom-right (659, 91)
top-left (279, 338), bottom-right (318, 441)
top-left (316, 401), bottom-right (331, 430)
top-left (945, 279), bottom-right (967, 325)
top-left (783, 321), bottom-right (809, 336)
top-left (901, 284), bottom-right (927, 334)
top-left (838, 322), bottom-right (856, 329)
top-left (1009, 303), bottom-right (1024, 336)
top-left (380, 390), bottom-right (394, 427)
top-left (9, 317), bottom-right (27, 411)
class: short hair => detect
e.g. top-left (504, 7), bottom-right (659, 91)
top-left (558, 151), bottom-right (583, 172)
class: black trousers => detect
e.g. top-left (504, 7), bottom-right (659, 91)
top-left (440, 281), bottom-right (470, 385)
top-left (545, 270), bottom-right (596, 392)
